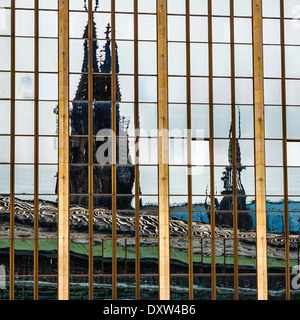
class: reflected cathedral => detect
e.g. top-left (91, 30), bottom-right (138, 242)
top-left (214, 109), bottom-right (253, 231)
top-left (0, 0), bottom-right (299, 300)
top-left (69, 17), bottom-right (135, 211)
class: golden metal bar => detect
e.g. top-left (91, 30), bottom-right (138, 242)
top-left (111, 0), bottom-right (117, 300)
top-left (230, 0), bottom-right (239, 301)
top-left (88, 0), bottom-right (94, 300)
top-left (157, 0), bottom-right (170, 300)
top-left (280, 0), bottom-right (290, 300)
top-left (208, 0), bottom-right (217, 300)
top-left (58, 0), bottom-right (70, 301)
top-left (134, 0), bottom-right (141, 300)
top-left (253, 0), bottom-right (268, 301)
top-left (34, 0), bottom-right (39, 300)
top-left (9, 0), bottom-right (15, 301)
top-left (185, 0), bottom-right (193, 301)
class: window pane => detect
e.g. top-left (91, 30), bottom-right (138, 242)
top-left (213, 78), bottom-right (231, 104)
top-left (266, 167), bottom-right (283, 196)
top-left (190, 17), bottom-right (208, 42)
top-left (191, 43), bottom-right (208, 76)
top-left (0, 8), bottom-right (11, 36)
top-left (263, 45), bottom-right (281, 78)
top-left (287, 143), bottom-right (300, 167)
top-left (212, 0), bottom-right (230, 15)
top-left (234, 0), bottom-right (252, 16)
top-left (265, 106), bottom-right (282, 139)
top-left (190, 0), bottom-right (207, 15)
top-left (0, 165), bottom-right (10, 193)
top-left (167, 0), bottom-right (185, 14)
top-left (191, 77), bottom-right (209, 103)
top-left (265, 140), bottom-right (283, 166)
top-left (212, 17), bottom-right (230, 43)
top-left (234, 18), bottom-right (252, 43)
top-left (262, 0), bottom-right (280, 17)
top-left (15, 38), bottom-right (34, 72)
top-left (169, 166), bottom-right (188, 195)
top-left (285, 20), bottom-right (300, 45)
top-left (138, 42), bottom-right (157, 75)
top-left (168, 43), bottom-right (186, 76)
top-left (15, 165), bottom-right (34, 194)
top-left (115, 0), bottom-right (133, 12)
top-left (39, 39), bottom-right (58, 73)
top-left (264, 79), bottom-right (281, 105)
top-left (0, 72), bottom-right (10, 98)
top-left (39, 74), bottom-right (58, 101)
top-left (15, 101), bottom-right (34, 135)
top-left (288, 168), bottom-right (300, 195)
top-left (235, 45), bottom-right (253, 77)
top-left (0, 37), bottom-right (10, 70)
top-left (236, 79), bottom-right (253, 105)
top-left (116, 14), bottom-right (134, 40)
top-left (138, 0), bottom-right (156, 13)
top-left (118, 40), bottom-right (134, 74)
top-left (213, 44), bottom-right (231, 76)
top-left (15, 10), bottom-right (34, 36)
top-left (285, 46), bottom-right (300, 78)
top-left (287, 107), bottom-right (300, 139)
top-left (284, 0), bottom-right (300, 18)
top-left (263, 19), bottom-right (280, 44)
top-left (214, 105), bottom-right (231, 138)
top-left (0, 136), bottom-right (10, 163)
top-left (138, 14), bottom-right (156, 41)
top-left (15, 73), bottom-right (34, 100)
top-left (286, 80), bottom-right (300, 105)
top-left (39, 11), bottom-right (58, 38)
top-left (169, 77), bottom-right (186, 103)
top-left (15, 137), bottom-right (34, 164)
top-left (39, 137), bottom-right (58, 164)
top-left (168, 16), bottom-right (186, 42)
top-left (0, 101), bottom-right (10, 134)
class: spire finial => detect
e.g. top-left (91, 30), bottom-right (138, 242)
top-left (94, 0), bottom-right (99, 11)
top-left (105, 23), bottom-right (111, 39)
top-left (238, 106), bottom-right (241, 139)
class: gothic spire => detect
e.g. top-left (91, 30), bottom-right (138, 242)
top-left (228, 107), bottom-right (242, 167)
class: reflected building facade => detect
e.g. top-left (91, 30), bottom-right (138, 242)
top-left (0, 0), bottom-right (300, 301)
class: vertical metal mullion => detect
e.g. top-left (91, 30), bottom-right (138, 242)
top-left (185, 0), bottom-right (193, 301)
top-left (111, 0), bottom-right (117, 300)
top-left (34, 0), bottom-right (39, 301)
top-left (230, 0), bottom-right (239, 300)
top-left (208, 0), bottom-right (216, 300)
top-left (280, 0), bottom-right (290, 300)
top-left (134, 0), bottom-right (140, 300)
top-left (58, 0), bottom-right (69, 300)
top-left (9, 1), bottom-right (16, 301)
top-left (157, 0), bottom-right (170, 300)
top-left (88, 0), bottom-right (94, 300)
top-left (253, 0), bottom-right (268, 300)
top-left (297, 238), bottom-right (300, 265)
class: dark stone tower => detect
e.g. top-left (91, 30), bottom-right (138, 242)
top-left (215, 108), bottom-right (253, 230)
top-left (69, 5), bottom-right (135, 211)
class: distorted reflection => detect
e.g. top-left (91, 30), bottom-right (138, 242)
top-left (170, 108), bottom-right (255, 238)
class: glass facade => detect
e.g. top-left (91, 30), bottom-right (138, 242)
top-left (68, 0), bottom-right (159, 300)
top-left (168, 0), bottom-right (256, 300)
top-left (0, 0), bottom-right (299, 300)
top-left (263, 0), bottom-right (300, 300)
top-left (0, 0), bottom-right (59, 300)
